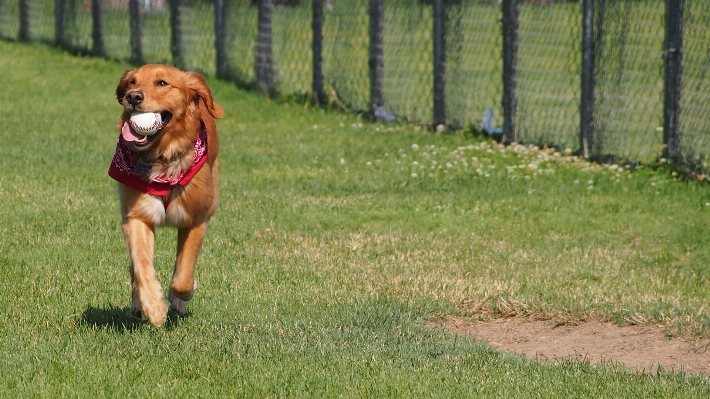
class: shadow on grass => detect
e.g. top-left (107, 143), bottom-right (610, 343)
top-left (79, 305), bottom-right (190, 332)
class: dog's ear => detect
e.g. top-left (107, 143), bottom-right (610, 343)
top-left (115, 69), bottom-right (134, 105)
top-left (185, 72), bottom-right (224, 119)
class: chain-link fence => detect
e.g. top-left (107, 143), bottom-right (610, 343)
top-left (593, 0), bottom-right (666, 162)
top-left (1, 0), bottom-right (709, 173)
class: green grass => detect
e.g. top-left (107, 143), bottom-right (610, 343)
top-left (1, 41), bottom-right (710, 397)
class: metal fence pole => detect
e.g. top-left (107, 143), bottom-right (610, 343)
top-left (170, 0), bottom-right (185, 69)
top-left (502, 0), bottom-right (518, 144)
top-left (129, 0), bottom-right (143, 65)
top-left (19, 0), bottom-right (29, 41)
top-left (433, 0), bottom-right (446, 127)
top-left (92, 0), bottom-right (105, 57)
top-left (55, 0), bottom-right (65, 47)
top-left (312, 0), bottom-right (324, 106)
top-left (256, 0), bottom-right (275, 96)
top-left (369, 0), bottom-right (385, 110)
top-left (664, 0), bottom-right (684, 161)
top-left (215, 0), bottom-right (227, 79)
top-left (580, 0), bottom-right (595, 158)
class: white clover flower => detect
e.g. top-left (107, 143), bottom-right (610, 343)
top-left (340, 158), bottom-right (346, 165)
top-left (411, 173), bottom-right (418, 178)
top-left (412, 144), bottom-right (420, 151)
top-left (366, 162), bottom-right (372, 167)
top-left (412, 161), bottom-right (419, 166)
top-left (587, 180), bottom-right (594, 185)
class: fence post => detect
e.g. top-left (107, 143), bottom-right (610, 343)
top-left (664, 0), bottom-right (684, 161)
top-left (501, 0), bottom-right (518, 144)
top-left (215, 0), bottom-right (227, 78)
top-left (256, 0), bottom-right (275, 96)
top-left (170, 0), bottom-right (185, 69)
top-left (19, 0), bottom-right (29, 41)
top-left (92, 0), bottom-right (105, 57)
top-left (433, 0), bottom-right (446, 127)
top-left (129, 0), bottom-right (143, 64)
top-left (369, 0), bottom-right (384, 110)
top-left (312, 0), bottom-right (324, 106)
top-left (55, 0), bottom-right (65, 47)
top-left (580, 0), bottom-right (594, 158)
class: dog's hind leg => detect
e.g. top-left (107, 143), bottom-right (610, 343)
top-left (169, 222), bottom-right (207, 314)
top-left (128, 263), bottom-right (144, 320)
top-left (123, 219), bottom-right (168, 327)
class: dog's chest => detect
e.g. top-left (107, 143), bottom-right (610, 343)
top-left (134, 194), bottom-right (190, 227)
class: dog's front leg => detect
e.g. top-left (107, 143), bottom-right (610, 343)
top-left (123, 218), bottom-right (168, 327)
top-left (169, 221), bottom-right (208, 314)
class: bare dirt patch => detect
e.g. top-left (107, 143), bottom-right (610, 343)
top-left (433, 316), bottom-right (710, 374)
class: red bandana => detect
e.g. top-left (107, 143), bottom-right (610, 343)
top-left (108, 121), bottom-right (208, 196)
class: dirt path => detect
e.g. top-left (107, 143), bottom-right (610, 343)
top-left (433, 316), bottom-right (710, 374)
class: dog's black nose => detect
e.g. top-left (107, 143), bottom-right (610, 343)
top-left (125, 89), bottom-right (144, 106)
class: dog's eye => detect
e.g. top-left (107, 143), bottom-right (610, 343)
top-left (156, 80), bottom-right (168, 86)
top-left (130, 79), bottom-right (136, 85)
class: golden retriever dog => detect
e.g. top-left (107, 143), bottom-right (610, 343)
top-left (109, 64), bottom-right (223, 327)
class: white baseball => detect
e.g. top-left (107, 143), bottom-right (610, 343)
top-left (129, 112), bottom-right (163, 135)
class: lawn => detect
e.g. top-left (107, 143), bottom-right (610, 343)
top-left (0, 40), bottom-right (709, 397)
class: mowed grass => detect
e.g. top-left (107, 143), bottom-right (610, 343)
top-left (1, 41), bottom-right (710, 397)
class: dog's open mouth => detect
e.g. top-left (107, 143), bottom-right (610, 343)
top-left (121, 111), bottom-right (173, 147)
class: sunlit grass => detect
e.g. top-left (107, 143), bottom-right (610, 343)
top-left (1, 41), bottom-right (710, 397)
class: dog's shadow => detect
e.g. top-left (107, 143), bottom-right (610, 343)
top-left (79, 305), bottom-right (189, 332)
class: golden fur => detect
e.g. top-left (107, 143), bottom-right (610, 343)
top-left (114, 64), bottom-right (223, 327)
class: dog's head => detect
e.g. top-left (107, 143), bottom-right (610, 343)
top-left (115, 64), bottom-right (223, 153)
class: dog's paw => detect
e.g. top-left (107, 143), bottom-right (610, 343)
top-left (168, 280), bottom-right (196, 315)
top-left (143, 300), bottom-right (168, 327)
top-left (130, 287), bottom-right (146, 321)
top-left (130, 306), bottom-right (145, 321)
top-left (135, 287), bottom-right (168, 327)
top-left (169, 291), bottom-right (190, 315)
